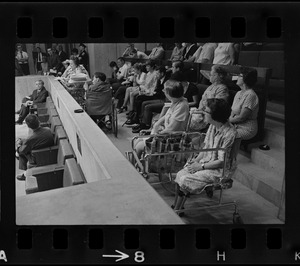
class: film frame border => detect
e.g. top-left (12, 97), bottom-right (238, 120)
top-left (0, 1), bottom-right (299, 264)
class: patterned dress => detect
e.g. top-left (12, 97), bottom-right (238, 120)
top-left (231, 89), bottom-right (259, 140)
top-left (60, 65), bottom-right (90, 108)
top-left (175, 123), bottom-right (237, 194)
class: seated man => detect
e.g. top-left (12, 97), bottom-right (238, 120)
top-left (15, 114), bottom-right (54, 181)
top-left (15, 80), bottom-right (49, 125)
top-left (131, 48), bottom-right (149, 60)
top-left (148, 43), bottom-right (165, 60)
top-left (84, 72), bottom-right (112, 128)
top-left (108, 57), bottom-right (130, 95)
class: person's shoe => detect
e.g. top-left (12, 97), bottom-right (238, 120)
top-left (125, 119), bottom-right (139, 125)
top-left (16, 174), bottom-right (26, 181)
top-left (118, 106), bottom-right (127, 114)
top-left (132, 124), bottom-right (141, 130)
top-left (15, 120), bottom-right (23, 125)
top-left (126, 110), bottom-right (135, 118)
top-left (105, 120), bottom-right (112, 130)
top-left (132, 124), bottom-right (150, 133)
top-left (15, 110), bottom-right (21, 114)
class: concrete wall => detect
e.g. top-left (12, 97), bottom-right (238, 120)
top-left (15, 75), bottom-right (184, 225)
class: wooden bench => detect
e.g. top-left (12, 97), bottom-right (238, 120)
top-left (25, 158), bottom-right (85, 194)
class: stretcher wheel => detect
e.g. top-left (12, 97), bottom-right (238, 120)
top-left (158, 173), bottom-right (176, 195)
top-left (233, 212), bottom-right (244, 224)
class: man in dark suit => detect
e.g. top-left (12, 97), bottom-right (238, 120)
top-left (47, 47), bottom-right (61, 74)
top-left (15, 114), bottom-right (54, 181)
top-left (32, 47), bottom-right (46, 73)
top-left (182, 43), bottom-right (198, 61)
top-left (57, 45), bottom-right (68, 74)
top-left (15, 80), bottom-right (49, 124)
top-left (78, 43), bottom-right (89, 72)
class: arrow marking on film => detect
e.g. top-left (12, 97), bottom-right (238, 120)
top-left (103, 250), bottom-right (129, 262)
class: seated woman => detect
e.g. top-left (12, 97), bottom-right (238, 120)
top-left (173, 98), bottom-right (237, 212)
top-left (56, 57), bottom-right (90, 107)
top-left (117, 63), bottom-right (146, 113)
top-left (158, 70), bottom-right (199, 119)
top-left (134, 80), bottom-right (190, 158)
top-left (127, 66), bottom-right (168, 128)
top-left (109, 61), bottom-right (119, 80)
top-left (125, 60), bottom-right (159, 122)
top-left (229, 67), bottom-right (259, 140)
top-left (189, 65), bottom-right (229, 132)
top-left (169, 43), bottom-right (184, 61)
top-left (58, 56), bottom-right (90, 83)
top-left (200, 42), bottom-right (235, 82)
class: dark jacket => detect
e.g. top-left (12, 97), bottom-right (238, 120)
top-left (154, 75), bottom-right (168, 100)
top-left (182, 44), bottom-right (198, 61)
top-left (48, 53), bottom-right (60, 69)
top-left (79, 51), bottom-right (89, 70)
top-left (18, 126), bottom-right (54, 168)
top-left (30, 87), bottom-right (49, 104)
top-left (85, 82), bottom-right (112, 115)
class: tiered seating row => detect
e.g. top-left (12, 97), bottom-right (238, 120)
top-left (26, 95), bottom-right (86, 194)
top-left (16, 76), bottom-right (184, 225)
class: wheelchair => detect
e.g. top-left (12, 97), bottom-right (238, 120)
top-left (85, 87), bottom-right (118, 137)
top-left (125, 110), bottom-right (243, 224)
top-left (126, 131), bottom-right (204, 195)
top-left (171, 138), bottom-right (244, 224)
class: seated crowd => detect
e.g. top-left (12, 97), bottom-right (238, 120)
top-left (15, 42), bottom-right (260, 205)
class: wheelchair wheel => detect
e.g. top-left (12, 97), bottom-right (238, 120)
top-left (158, 172), bottom-right (176, 195)
top-left (111, 102), bottom-right (118, 137)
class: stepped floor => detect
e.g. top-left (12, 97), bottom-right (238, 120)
top-left (15, 111), bottom-right (284, 224)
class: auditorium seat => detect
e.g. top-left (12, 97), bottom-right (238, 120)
top-left (31, 138), bottom-right (74, 167)
top-left (38, 106), bottom-right (59, 123)
top-left (40, 115), bottom-right (63, 133)
top-left (257, 51), bottom-right (284, 100)
top-left (238, 51), bottom-right (260, 67)
top-left (25, 158), bottom-right (85, 194)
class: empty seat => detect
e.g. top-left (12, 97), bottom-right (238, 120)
top-left (238, 51), bottom-right (260, 68)
top-left (38, 106), bottom-right (59, 123)
top-left (25, 158), bottom-right (85, 194)
top-left (40, 115), bottom-right (62, 132)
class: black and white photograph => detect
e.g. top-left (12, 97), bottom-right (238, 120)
top-left (15, 42), bottom-right (285, 225)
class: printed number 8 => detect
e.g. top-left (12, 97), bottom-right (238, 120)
top-left (134, 251), bottom-right (145, 263)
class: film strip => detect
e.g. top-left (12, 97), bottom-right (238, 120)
top-left (1, 1), bottom-right (299, 264)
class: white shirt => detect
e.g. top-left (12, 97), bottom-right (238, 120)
top-left (16, 51), bottom-right (29, 63)
top-left (213, 43), bottom-right (233, 65)
top-left (117, 64), bottom-right (129, 79)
